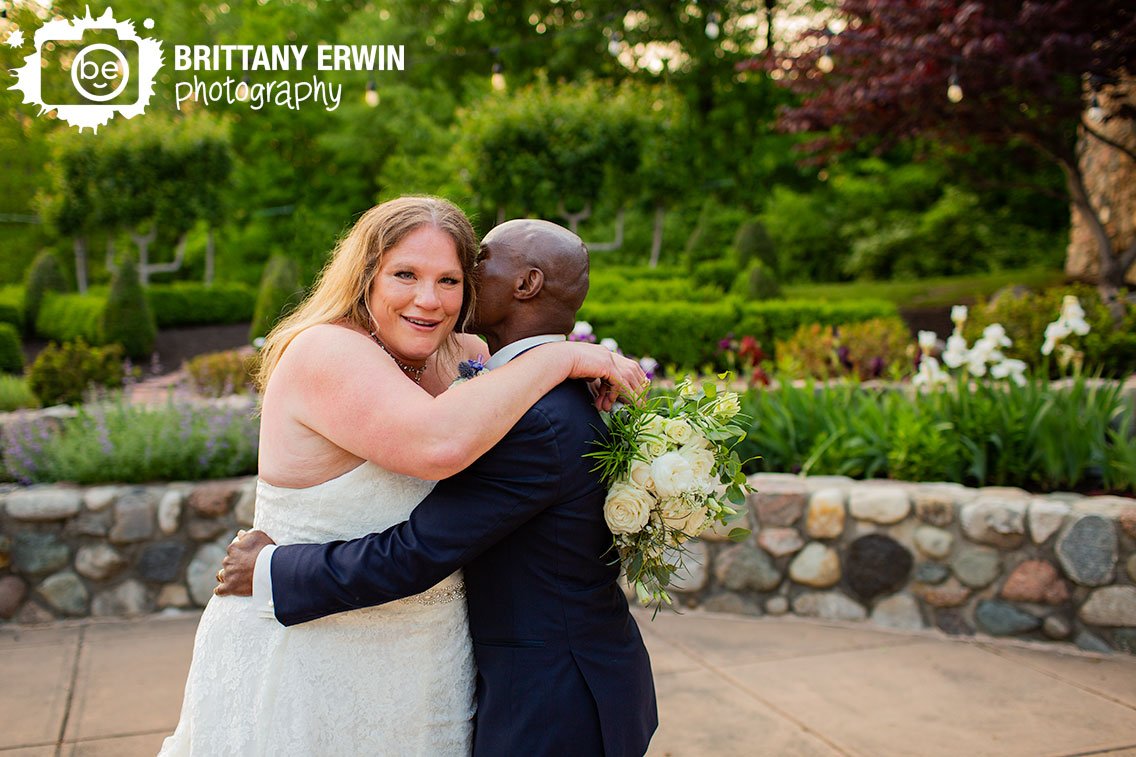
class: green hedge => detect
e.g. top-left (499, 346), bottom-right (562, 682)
top-left (33, 283), bottom-right (257, 343)
top-left (148, 282), bottom-right (255, 327)
top-left (36, 292), bottom-right (104, 343)
top-left (578, 298), bottom-right (898, 368)
top-left (0, 323), bottom-right (23, 374)
top-left (0, 286), bottom-right (22, 331)
top-left (585, 273), bottom-right (724, 304)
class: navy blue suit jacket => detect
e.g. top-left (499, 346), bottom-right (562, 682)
top-left (271, 380), bottom-right (658, 757)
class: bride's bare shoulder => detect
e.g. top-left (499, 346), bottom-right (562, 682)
top-left (282, 323), bottom-right (370, 364)
top-left (455, 333), bottom-right (489, 361)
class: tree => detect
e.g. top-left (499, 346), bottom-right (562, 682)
top-left (763, 1), bottom-right (1136, 307)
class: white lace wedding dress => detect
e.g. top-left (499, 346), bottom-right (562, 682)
top-left (159, 462), bottom-right (475, 756)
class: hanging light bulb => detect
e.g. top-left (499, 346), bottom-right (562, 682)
top-left (235, 75), bottom-right (250, 102)
top-left (1087, 93), bottom-right (1104, 122)
top-left (947, 72), bottom-right (964, 103)
top-left (705, 12), bottom-right (720, 40)
top-left (607, 31), bottom-right (622, 57)
top-left (817, 47), bottom-right (834, 73)
top-left (365, 79), bottom-right (379, 107)
top-left (491, 62), bottom-right (506, 92)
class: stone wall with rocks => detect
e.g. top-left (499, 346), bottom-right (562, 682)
top-left (674, 474), bottom-right (1136, 654)
top-left (0, 478), bottom-right (255, 623)
top-left (1, 474), bottom-right (1134, 655)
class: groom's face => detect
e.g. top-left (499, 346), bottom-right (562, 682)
top-left (469, 237), bottom-right (521, 332)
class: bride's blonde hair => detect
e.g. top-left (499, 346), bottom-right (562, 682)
top-left (256, 196), bottom-right (479, 390)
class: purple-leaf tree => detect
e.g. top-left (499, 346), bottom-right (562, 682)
top-left (756, 1), bottom-right (1136, 308)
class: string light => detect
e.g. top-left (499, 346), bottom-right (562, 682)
top-left (947, 71), bottom-right (964, 103)
top-left (705, 12), bottom-right (720, 40)
top-left (491, 61), bottom-right (506, 91)
top-left (365, 79), bottom-right (379, 107)
top-left (1087, 93), bottom-right (1103, 122)
top-left (235, 75), bottom-right (250, 102)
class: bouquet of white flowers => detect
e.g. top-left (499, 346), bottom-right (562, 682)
top-left (588, 376), bottom-right (753, 611)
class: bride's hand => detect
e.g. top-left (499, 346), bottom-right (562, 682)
top-left (555, 342), bottom-right (649, 411)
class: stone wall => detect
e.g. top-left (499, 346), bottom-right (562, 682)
top-left (0, 478), bottom-right (255, 623)
top-left (676, 475), bottom-right (1136, 654)
top-left (1, 475), bottom-right (1134, 654)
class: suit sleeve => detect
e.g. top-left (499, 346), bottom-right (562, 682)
top-left (271, 407), bottom-right (562, 626)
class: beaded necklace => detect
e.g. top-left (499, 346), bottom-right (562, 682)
top-left (369, 331), bottom-right (426, 384)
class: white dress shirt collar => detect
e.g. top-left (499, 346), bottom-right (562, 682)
top-left (484, 334), bottom-right (567, 371)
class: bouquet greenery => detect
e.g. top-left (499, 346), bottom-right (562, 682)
top-left (589, 376), bottom-right (753, 610)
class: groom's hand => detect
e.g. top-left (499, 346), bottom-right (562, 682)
top-left (215, 530), bottom-right (276, 597)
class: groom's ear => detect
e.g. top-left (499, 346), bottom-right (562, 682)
top-left (514, 268), bottom-right (544, 301)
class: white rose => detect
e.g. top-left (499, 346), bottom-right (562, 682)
top-left (680, 506), bottom-right (710, 536)
top-left (603, 482), bottom-right (654, 535)
top-left (713, 392), bottom-right (741, 420)
top-left (679, 445), bottom-right (716, 484)
top-left (628, 459), bottom-right (655, 491)
top-left (677, 380), bottom-right (701, 400)
top-left (639, 436), bottom-right (667, 459)
top-left (651, 451), bottom-right (695, 500)
top-left (641, 413), bottom-right (665, 438)
top-left (663, 417), bottom-right (694, 444)
top-left (684, 432), bottom-right (711, 450)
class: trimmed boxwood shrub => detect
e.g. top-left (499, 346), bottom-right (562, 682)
top-left (0, 323), bottom-right (23, 374)
top-left (250, 254), bottom-right (302, 341)
top-left (27, 339), bottom-right (125, 406)
top-left (101, 256), bottom-right (157, 359)
top-left (147, 282), bottom-right (256, 327)
top-left (23, 251), bottom-right (70, 336)
top-left (36, 291), bottom-right (105, 343)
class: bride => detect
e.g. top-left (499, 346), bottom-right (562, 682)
top-left (158, 197), bottom-right (645, 756)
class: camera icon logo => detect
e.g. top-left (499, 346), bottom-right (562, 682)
top-left (10, 7), bottom-right (164, 132)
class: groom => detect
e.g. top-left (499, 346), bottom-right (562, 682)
top-left (217, 219), bottom-right (658, 756)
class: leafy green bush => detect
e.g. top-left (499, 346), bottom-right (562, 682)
top-left (2, 397), bottom-right (258, 484)
top-left (0, 323), bottom-right (24, 374)
top-left (186, 349), bottom-right (259, 396)
top-left (773, 317), bottom-right (911, 381)
top-left (0, 374), bottom-right (38, 412)
top-left (26, 340), bottom-right (125, 406)
top-left (967, 284), bottom-right (1136, 378)
top-left (22, 251), bottom-right (70, 336)
top-left (101, 256), bottom-right (157, 359)
top-left (0, 285), bottom-right (23, 331)
top-left (735, 377), bottom-right (1135, 493)
top-left (147, 282), bottom-right (256, 327)
top-left (36, 292), bottom-right (105, 343)
top-left (250, 254), bottom-right (302, 341)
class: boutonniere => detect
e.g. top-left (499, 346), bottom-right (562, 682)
top-left (451, 355), bottom-right (487, 386)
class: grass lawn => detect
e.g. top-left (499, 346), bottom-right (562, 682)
top-left (781, 267), bottom-right (1067, 309)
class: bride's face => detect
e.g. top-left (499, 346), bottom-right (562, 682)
top-left (368, 225), bottom-right (465, 364)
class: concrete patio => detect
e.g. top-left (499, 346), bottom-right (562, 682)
top-left (1, 609), bottom-right (1134, 756)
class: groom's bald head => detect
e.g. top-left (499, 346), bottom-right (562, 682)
top-left (470, 219), bottom-right (589, 351)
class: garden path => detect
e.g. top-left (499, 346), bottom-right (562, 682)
top-left (1, 609), bottom-right (1134, 755)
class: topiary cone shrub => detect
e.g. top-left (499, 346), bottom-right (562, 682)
top-left (250, 254), bottom-right (302, 342)
top-left (101, 255), bottom-right (157, 360)
top-left (22, 250), bottom-right (71, 337)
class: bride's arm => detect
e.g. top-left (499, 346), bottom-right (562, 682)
top-left (274, 325), bottom-right (644, 480)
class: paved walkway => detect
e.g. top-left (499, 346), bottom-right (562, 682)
top-left (1, 609), bottom-right (1134, 756)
